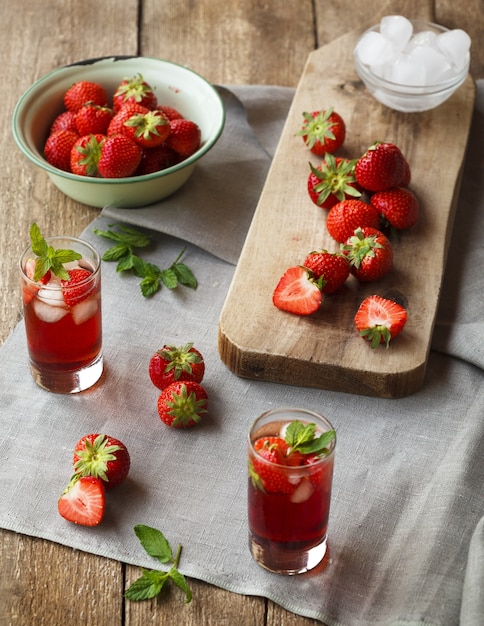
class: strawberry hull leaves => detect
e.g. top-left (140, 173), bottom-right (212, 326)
top-left (93, 224), bottom-right (197, 297)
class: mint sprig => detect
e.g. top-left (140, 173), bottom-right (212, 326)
top-left (285, 420), bottom-right (336, 456)
top-left (29, 223), bottom-right (82, 281)
top-left (93, 224), bottom-right (197, 297)
top-left (125, 524), bottom-right (192, 603)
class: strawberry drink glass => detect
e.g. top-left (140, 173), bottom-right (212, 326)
top-left (248, 407), bottom-right (336, 575)
top-left (19, 227), bottom-right (103, 393)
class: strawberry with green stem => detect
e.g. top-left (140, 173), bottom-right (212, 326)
top-left (70, 133), bottom-right (105, 177)
top-left (113, 74), bottom-right (158, 111)
top-left (149, 342), bottom-right (205, 390)
top-left (73, 433), bottom-right (131, 490)
top-left (123, 109), bottom-right (171, 149)
top-left (298, 108), bottom-right (346, 155)
top-left (342, 226), bottom-right (393, 282)
top-left (97, 134), bottom-right (142, 178)
top-left (354, 294), bottom-right (407, 348)
top-left (355, 141), bottom-right (408, 192)
top-left (303, 250), bottom-right (350, 294)
top-left (157, 381), bottom-right (208, 428)
top-left (307, 154), bottom-right (361, 210)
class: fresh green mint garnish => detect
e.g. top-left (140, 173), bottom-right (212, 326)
top-left (285, 420), bottom-right (336, 456)
top-left (124, 524), bottom-right (192, 603)
top-left (93, 224), bottom-right (197, 297)
top-left (29, 223), bottom-right (82, 281)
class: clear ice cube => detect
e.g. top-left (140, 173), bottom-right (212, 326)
top-left (355, 31), bottom-right (395, 66)
top-left (33, 299), bottom-right (68, 323)
top-left (380, 15), bottom-right (413, 53)
top-left (290, 479), bottom-right (315, 504)
top-left (436, 29), bottom-right (471, 70)
top-left (71, 297), bottom-right (98, 325)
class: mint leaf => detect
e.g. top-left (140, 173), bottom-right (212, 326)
top-left (134, 524), bottom-right (173, 563)
top-left (125, 525), bottom-right (192, 605)
top-left (173, 262), bottom-right (198, 289)
top-left (28, 223), bottom-right (82, 281)
top-left (285, 420), bottom-right (336, 457)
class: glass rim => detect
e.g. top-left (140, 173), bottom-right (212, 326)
top-left (19, 235), bottom-right (101, 288)
top-left (248, 406), bottom-right (336, 469)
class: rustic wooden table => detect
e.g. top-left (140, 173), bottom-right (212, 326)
top-left (1, 1), bottom-right (482, 624)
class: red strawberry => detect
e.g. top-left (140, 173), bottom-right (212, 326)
top-left (61, 268), bottom-right (93, 306)
top-left (58, 475), bottom-right (106, 526)
top-left (149, 342), bottom-right (205, 390)
top-left (73, 433), bottom-right (130, 490)
top-left (113, 73), bottom-right (157, 111)
top-left (355, 141), bottom-right (407, 192)
top-left (298, 108), bottom-right (346, 155)
top-left (326, 198), bottom-right (381, 243)
top-left (64, 81), bottom-right (109, 112)
top-left (303, 250), bottom-right (350, 294)
top-left (307, 155), bottom-right (361, 210)
top-left (97, 135), bottom-right (142, 178)
top-left (75, 103), bottom-right (114, 136)
top-left (50, 110), bottom-right (77, 134)
top-left (354, 294), bottom-right (407, 348)
top-left (157, 381), bottom-right (208, 428)
top-left (107, 103), bottom-right (150, 136)
top-left (136, 145), bottom-right (181, 175)
top-left (343, 226), bottom-right (393, 282)
top-left (400, 158), bottom-right (411, 187)
top-left (250, 437), bottom-right (294, 494)
top-left (122, 109), bottom-right (171, 149)
top-left (272, 265), bottom-right (323, 315)
top-left (70, 133), bottom-right (105, 177)
top-left (44, 129), bottom-right (79, 171)
top-left (370, 187), bottom-right (419, 231)
top-left (165, 119), bottom-right (201, 157)
top-left (156, 104), bottom-right (184, 121)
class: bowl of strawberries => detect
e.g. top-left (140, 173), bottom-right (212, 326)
top-left (12, 56), bottom-right (225, 208)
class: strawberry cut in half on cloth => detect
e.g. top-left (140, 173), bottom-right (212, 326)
top-left (57, 475), bottom-right (106, 526)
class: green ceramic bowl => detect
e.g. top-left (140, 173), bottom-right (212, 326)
top-left (12, 56), bottom-right (225, 208)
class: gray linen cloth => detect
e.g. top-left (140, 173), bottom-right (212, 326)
top-left (0, 84), bottom-right (483, 626)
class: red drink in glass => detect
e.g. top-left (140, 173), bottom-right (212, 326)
top-left (248, 407), bottom-right (336, 574)
top-left (19, 236), bottom-right (103, 393)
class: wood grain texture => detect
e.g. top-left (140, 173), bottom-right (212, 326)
top-left (1, 0), bottom-right (482, 625)
top-left (218, 30), bottom-right (476, 398)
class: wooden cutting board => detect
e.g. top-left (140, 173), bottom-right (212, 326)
top-left (218, 28), bottom-right (476, 398)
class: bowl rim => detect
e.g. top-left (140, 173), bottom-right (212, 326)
top-left (12, 55), bottom-right (226, 185)
top-left (354, 18), bottom-right (470, 93)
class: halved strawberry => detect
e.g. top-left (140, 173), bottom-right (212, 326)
top-left (57, 475), bottom-right (106, 526)
top-left (61, 268), bottom-right (93, 306)
top-left (250, 437), bottom-right (294, 495)
top-left (157, 381), bottom-right (208, 428)
top-left (354, 294), bottom-right (407, 348)
top-left (272, 266), bottom-right (323, 315)
top-left (303, 250), bottom-right (350, 294)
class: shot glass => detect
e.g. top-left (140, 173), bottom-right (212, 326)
top-left (248, 407), bottom-right (336, 575)
top-left (19, 236), bottom-right (103, 393)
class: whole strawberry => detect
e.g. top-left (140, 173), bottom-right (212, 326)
top-left (156, 104), bottom-right (184, 121)
top-left (303, 250), bottom-right (350, 294)
top-left (165, 119), bottom-right (201, 157)
top-left (107, 103), bottom-right (150, 136)
top-left (136, 145), bottom-right (181, 175)
top-left (50, 110), bottom-right (78, 134)
top-left (75, 103), bottom-right (114, 136)
top-left (73, 433), bottom-right (131, 490)
top-left (70, 133), bottom-right (105, 177)
top-left (355, 141), bottom-right (407, 192)
top-left (157, 381), bottom-right (208, 428)
top-left (64, 80), bottom-right (108, 112)
top-left (44, 129), bottom-right (79, 171)
top-left (298, 108), bottom-right (346, 155)
top-left (113, 73), bottom-right (157, 111)
top-left (370, 187), bottom-right (419, 231)
top-left (122, 109), bottom-right (171, 149)
top-left (97, 135), bottom-right (142, 178)
top-left (342, 226), bottom-right (393, 282)
top-left (326, 198), bottom-right (381, 243)
top-left (250, 436), bottom-right (294, 495)
top-left (354, 294), bottom-right (407, 348)
top-left (307, 154), bottom-right (361, 210)
top-left (149, 342), bottom-right (205, 390)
